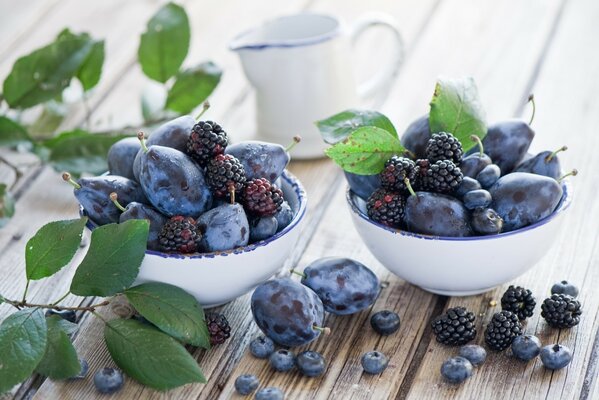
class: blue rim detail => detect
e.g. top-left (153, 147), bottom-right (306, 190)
top-left (346, 179), bottom-right (573, 241)
top-left (82, 170), bottom-right (307, 259)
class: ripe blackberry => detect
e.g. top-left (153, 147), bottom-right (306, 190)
top-left (380, 156), bottom-right (416, 193)
top-left (421, 160), bottom-right (463, 194)
top-left (186, 121), bottom-right (228, 166)
top-left (485, 310), bottom-right (523, 351)
top-left (413, 159), bottom-right (430, 190)
top-left (242, 178), bottom-right (284, 217)
top-left (206, 154), bottom-right (246, 198)
top-left (431, 306), bottom-right (476, 346)
top-left (159, 216), bottom-right (202, 253)
top-left (206, 312), bottom-right (231, 345)
top-left (501, 285), bottom-right (536, 320)
top-left (366, 189), bottom-right (405, 228)
top-left (426, 132), bottom-right (463, 163)
top-left (541, 294), bottom-right (582, 328)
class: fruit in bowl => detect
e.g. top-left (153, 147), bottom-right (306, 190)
top-left (318, 78), bottom-right (576, 295)
top-left (65, 106), bottom-right (307, 307)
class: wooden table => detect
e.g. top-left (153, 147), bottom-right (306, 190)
top-left (1, 0), bottom-right (598, 399)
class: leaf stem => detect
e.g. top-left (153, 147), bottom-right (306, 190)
top-left (2, 298), bottom-right (110, 313)
top-left (527, 94), bottom-right (536, 126)
top-left (51, 291), bottom-right (71, 306)
top-left (91, 310), bottom-right (108, 324)
top-left (22, 279), bottom-right (30, 303)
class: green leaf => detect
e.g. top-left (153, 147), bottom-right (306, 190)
top-left (138, 3), bottom-right (190, 83)
top-left (316, 109), bottom-right (397, 145)
top-left (2, 30), bottom-right (99, 108)
top-left (0, 309), bottom-right (47, 393)
top-left (35, 315), bottom-right (80, 380)
top-left (77, 40), bottom-right (105, 91)
top-left (428, 77), bottom-right (487, 152)
top-left (125, 282), bottom-right (210, 348)
top-left (28, 101), bottom-right (67, 140)
top-left (165, 62), bottom-right (222, 114)
top-left (70, 219), bottom-right (149, 297)
top-left (325, 126), bottom-right (404, 175)
top-left (25, 217), bottom-right (87, 280)
top-left (104, 319), bottom-right (206, 390)
top-left (0, 184), bottom-right (15, 229)
top-left (0, 116), bottom-right (32, 147)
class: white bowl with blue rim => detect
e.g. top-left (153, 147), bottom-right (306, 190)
top-left (83, 170), bottom-right (307, 308)
top-left (346, 180), bottom-right (573, 296)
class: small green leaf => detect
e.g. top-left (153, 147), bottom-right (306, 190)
top-left (104, 319), bottom-right (206, 390)
top-left (0, 184), bottom-right (15, 229)
top-left (0, 309), bottom-right (47, 393)
top-left (429, 77), bottom-right (487, 152)
top-left (25, 217), bottom-right (87, 280)
top-left (317, 109), bottom-right (397, 145)
top-left (125, 282), bottom-right (210, 348)
top-left (35, 315), bottom-right (80, 380)
top-left (165, 62), bottom-right (222, 114)
top-left (70, 219), bottom-right (149, 297)
top-left (77, 40), bottom-right (105, 91)
top-left (138, 3), bottom-right (190, 83)
top-left (325, 126), bottom-right (404, 175)
top-left (28, 101), bottom-right (67, 140)
top-left (0, 116), bottom-right (32, 147)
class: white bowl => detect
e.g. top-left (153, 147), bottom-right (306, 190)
top-left (84, 170), bottom-right (307, 307)
top-left (346, 180), bottom-right (573, 296)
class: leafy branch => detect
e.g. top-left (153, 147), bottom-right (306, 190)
top-left (3, 298), bottom-right (110, 312)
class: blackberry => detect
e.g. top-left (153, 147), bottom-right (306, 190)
top-left (431, 306), bottom-right (476, 346)
top-left (421, 160), bottom-right (463, 194)
top-left (366, 189), bottom-right (405, 228)
top-left (242, 178), bottom-right (283, 217)
top-left (484, 310), bottom-right (523, 351)
top-left (186, 121), bottom-right (228, 166)
top-left (159, 216), bottom-right (202, 253)
top-left (206, 312), bottom-right (231, 345)
top-left (412, 159), bottom-right (431, 190)
top-left (205, 154), bottom-right (246, 198)
top-left (501, 285), bottom-right (536, 320)
top-left (540, 294), bottom-right (582, 328)
top-left (426, 132), bottom-right (463, 163)
top-left (380, 156), bottom-right (416, 193)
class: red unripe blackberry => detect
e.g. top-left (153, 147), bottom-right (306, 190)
top-left (186, 121), bottom-right (229, 167)
top-left (366, 189), bottom-right (405, 228)
top-left (206, 154), bottom-right (247, 198)
top-left (159, 216), bottom-right (202, 253)
top-left (380, 156), bottom-right (416, 193)
top-left (206, 312), bottom-right (231, 345)
top-left (242, 178), bottom-right (284, 217)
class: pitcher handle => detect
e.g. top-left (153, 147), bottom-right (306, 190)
top-left (351, 13), bottom-right (405, 109)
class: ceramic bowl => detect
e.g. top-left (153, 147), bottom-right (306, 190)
top-left (346, 180), bottom-right (573, 296)
top-left (83, 170), bottom-right (307, 307)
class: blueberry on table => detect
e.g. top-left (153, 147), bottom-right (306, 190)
top-left (107, 137), bottom-right (141, 180)
top-left (400, 114), bottom-right (431, 159)
top-left (540, 344), bottom-right (572, 370)
top-left (255, 387), bottom-right (285, 400)
top-left (441, 356), bottom-right (473, 383)
top-left (111, 193), bottom-right (167, 251)
top-left (515, 145), bottom-right (567, 179)
top-left (296, 351), bottom-right (326, 377)
top-left (197, 203), bottom-right (250, 252)
top-left (344, 171), bottom-right (381, 200)
top-left (234, 374), bottom-right (259, 395)
top-left (551, 280), bottom-right (579, 298)
top-left (511, 335), bottom-right (542, 361)
top-left (458, 345), bottom-right (486, 366)
top-left (93, 367), bottom-right (124, 394)
top-left (361, 351), bottom-right (389, 374)
top-left (269, 349), bottom-right (296, 372)
top-left (45, 309), bottom-right (77, 324)
top-left (249, 335), bottom-right (275, 359)
top-left (370, 310), bottom-right (401, 335)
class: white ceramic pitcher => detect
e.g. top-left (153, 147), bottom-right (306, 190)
top-left (230, 12), bottom-right (404, 159)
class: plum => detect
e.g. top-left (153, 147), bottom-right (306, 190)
top-left (107, 137), bottom-right (141, 180)
top-left (401, 114), bottom-right (431, 159)
top-left (197, 203), bottom-right (249, 251)
top-left (514, 146), bottom-right (567, 179)
top-left (110, 192), bottom-right (167, 250)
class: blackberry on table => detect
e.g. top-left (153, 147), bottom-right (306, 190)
top-left (206, 312), bottom-right (231, 345)
top-left (366, 189), bottom-right (405, 228)
top-left (205, 154), bottom-right (246, 198)
top-left (242, 178), bottom-right (284, 217)
top-left (159, 216), bottom-right (202, 253)
top-left (380, 156), bottom-right (416, 193)
top-left (431, 306), bottom-right (477, 346)
top-left (426, 132), bottom-right (463, 163)
top-left (485, 310), bottom-right (523, 351)
top-left (501, 285), bottom-right (536, 320)
top-left (186, 121), bottom-right (229, 167)
top-left (541, 294), bottom-right (582, 328)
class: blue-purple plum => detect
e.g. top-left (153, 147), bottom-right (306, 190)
top-left (107, 137), bottom-right (140, 180)
top-left (111, 193), bottom-right (167, 251)
top-left (249, 216), bottom-right (278, 242)
top-left (401, 114), bottom-right (431, 159)
top-left (344, 171), bottom-right (381, 200)
top-left (460, 153), bottom-right (492, 178)
top-left (197, 203), bottom-right (249, 251)
top-left (514, 146), bottom-right (567, 179)
top-left (225, 138), bottom-right (298, 182)
top-left (275, 201), bottom-right (294, 232)
top-left (404, 192), bottom-right (471, 237)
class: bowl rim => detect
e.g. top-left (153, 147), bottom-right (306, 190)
top-left (346, 178), bottom-right (573, 241)
top-left (82, 169), bottom-right (307, 259)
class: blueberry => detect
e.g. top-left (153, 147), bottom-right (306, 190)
top-left (69, 359), bottom-right (89, 380)
top-left (476, 164), bottom-right (501, 189)
top-left (515, 146), bottom-right (567, 179)
top-left (400, 114), bottom-right (431, 159)
top-left (455, 177), bottom-right (482, 198)
top-left (107, 137), bottom-right (141, 180)
top-left (45, 309), bottom-right (77, 324)
top-left (249, 335), bottom-right (275, 359)
top-left (275, 201), bottom-right (294, 232)
top-left (511, 335), bottom-right (542, 361)
top-left (249, 216), bottom-right (278, 242)
top-left (93, 367), bottom-right (124, 394)
top-left (370, 310), bottom-right (401, 335)
top-left (300, 257), bottom-right (380, 315)
top-left (471, 208), bottom-right (503, 235)
top-left (234, 374), bottom-right (259, 395)
top-left (361, 351), bottom-right (389, 374)
top-left (269, 349), bottom-right (295, 372)
top-left (405, 192), bottom-right (472, 237)
top-left (460, 153), bottom-right (492, 178)
top-left (197, 203), bottom-right (250, 251)
top-left (296, 351), bottom-right (326, 377)
top-left (225, 140), bottom-right (292, 182)
top-left (540, 344), bottom-right (572, 370)
top-left (463, 189), bottom-right (492, 210)
top-left (458, 345), bottom-right (487, 366)
top-left (255, 387), bottom-right (285, 400)
top-left (441, 356), bottom-right (473, 383)
top-left (551, 280), bottom-right (579, 298)
top-left (344, 171), bottom-right (381, 200)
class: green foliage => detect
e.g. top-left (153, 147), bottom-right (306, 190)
top-left (166, 62), bottom-right (222, 114)
top-left (317, 109), bottom-right (397, 145)
top-left (35, 315), bottom-right (80, 380)
top-left (0, 116), bottom-right (31, 147)
top-left (0, 184), bottom-right (15, 228)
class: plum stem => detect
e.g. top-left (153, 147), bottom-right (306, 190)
top-left (62, 172), bottom-right (81, 189)
top-left (228, 185), bottom-right (236, 204)
top-left (285, 136), bottom-right (302, 152)
top-left (289, 269), bottom-right (307, 279)
top-left (137, 131), bottom-right (149, 153)
top-left (470, 135), bottom-right (484, 157)
top-left (558, 169), bottom-right (578, 182)
top-left (313, 325), bottom-right (331, 335)
top-left (195, 101), bottom-right (210, 121)
top-left (545, 145), bottom-right (568, 163)
top-left (404, 177), bottom-right (417, 197)
top-left (403, 149), bottom-right (416, 159)
top-left (527, 94), bottom-right (536, 126)
top-left (110, 192), bottom-right (126, 212)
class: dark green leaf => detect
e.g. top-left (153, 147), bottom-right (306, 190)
top-left (70, 219), bottom-right (149, 297)
top-left (104, 319), bottom-right (206, 390)
top-left (28, 101), bottom-right (67, 140)
top-left (25, 217), bottom-right (87, 280)
top-left (429, 77), bottom-right (487, 152)
top-left (325, 126), bottom-right (404, 174)
top-left (125, 282), bottom-right (210, 348)
top-left (35, 315), bottom-right (80, 380)
top-left (138, 3), bottom-right (190, 83)
top-left (0, 183), bottom-right (15, 228)
top-left (0, 116), bottom-right (31, 147)
top-left (0, 309), bottom-right (47, 393)
top-left (165, 62), bottom-right (222, 114)
top-left (317, 109), bottom-right (397, 145)
top-left (77, 40), bottom-right (104, 91)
